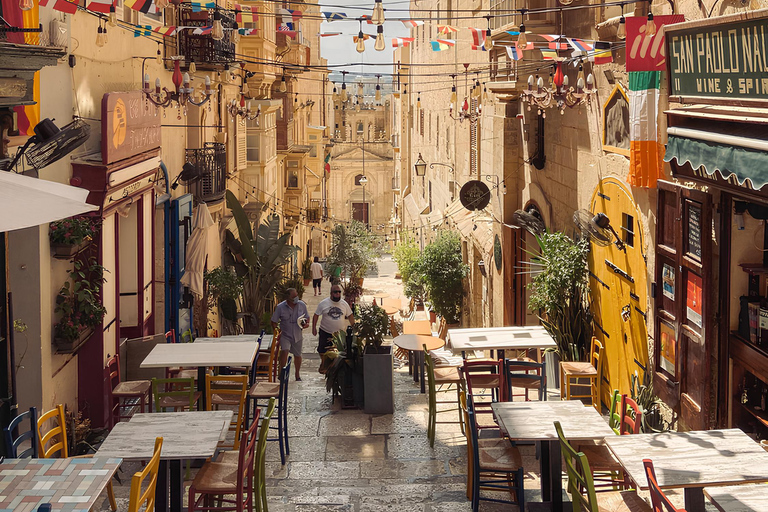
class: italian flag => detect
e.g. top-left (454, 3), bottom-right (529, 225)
top-left (324, 153), bottom-right (331, 173)
top-left (628, 71), bottom-right (664, 188)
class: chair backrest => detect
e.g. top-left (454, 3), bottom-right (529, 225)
top-left (462, 396), bottom-right (483, 479)
top-left (165, 329), bottom-right (175, 343)
top-left (437, 317), bottom-right (448, 340)
top-left (424, 345), bottom-right (438, 406)
top-left (205, 374), bottom-right (249, 448)
top-left (554, 420), bottom-right (599, 512)
top-left (389, 317), bottom-right (401, 337)
top-left (403, 320), bottom-right (431, 335)
top-left (608, 389), bottom-right (621, 434)
top-left (37, 405), bottom-right (68, 458)
top-left (619, 395), bottom-right (643, 435)
top-left (590, 337), bottom-right (605, 407)
top-left (4, 407), bottom-right (38, 458)
top-left (181, 329), bottom-right (194, 343)
top-left (278, 356), bottom-right (292, 409)
top-left (644, 459), bottom-right (687, 512)
top-left (107, 354), bottom-right (121, 391)
top-left (127, 437), bottom-right (164, 512)
top-left (504, 358), bottom-right (546, 401)
top-left (234, 410), bottom-right (259, 510)
top-left (151, 377), bottom-right (196, 412)
top-left (461, 359), bottom-right (505, 404)
top-left (256, 397), bottom-right (277, 474)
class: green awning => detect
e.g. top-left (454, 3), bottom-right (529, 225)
top-left (665, 127), bottom-right (768, 190)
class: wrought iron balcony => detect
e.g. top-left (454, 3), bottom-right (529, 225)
top-left (186, 142), bottom-right (227, 202)
top-left (177, 7), bottom-right (236, 69)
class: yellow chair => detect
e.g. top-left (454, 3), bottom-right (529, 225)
top-left (560, 336), bottom-right (604, 409)
top-left (254, 332), bottom-right (281, 382)
top-left (37, 405), bottom-right (117, 511)
top-left (205, 374), bottom-right (248, 450)
top-left (127, 437), bottom-right (163, 512)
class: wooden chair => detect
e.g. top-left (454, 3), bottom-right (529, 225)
top-left (247, 358), bottom-right (291, 465)
top-left (424, 344), bottom-right (463, 447)
top-left (4, 406), bottom-right (38, 458)
top-left (127, 437), bottom-right (163, 512)
top-left (555, 420), bottom-right (651, 512)
top-left (254, 332), bottom-right (281, 382)
top-left (205, 374), bottom-right (248, 450)
top-left (38, 405), bottom-right (117, 511)
top-left (644, 459), bottom-right (688, 512)
top-left (107, 353), bottom-right (152, 426)
top-left (560, 336), bottom-right (604, 409)
top-left (152, 377), bottom-right (201, 412)
top-left (463, 394), bottom-right (525, 512)
top-left (504, 358), bottom-right (547, 402)
top-left (461, 359), bottom-right (505, 429)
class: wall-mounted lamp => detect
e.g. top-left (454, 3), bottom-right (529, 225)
top-left (414, 153), bottom-right (427, 177)
top-left (478, 259), bottom-right (487, 277)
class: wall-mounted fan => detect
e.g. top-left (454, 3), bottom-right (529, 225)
top-left (171, 162), bottom-right (204, 190)
top-left (9, 118), bottom-right (90, 174)
top-left (573, 209), bottom-right (625, 250)
top-left (512, 208), bottom-right (546, 236)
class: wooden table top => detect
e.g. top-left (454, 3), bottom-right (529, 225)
top-left (492, 401), bottom-right (615, 441)
top-left (194, 334), bottom-right (273, 349)
top-left (704, 484), bottom-right (768, 512)
top-left (402, 320), bottom-right (433, 335)
top-left (140, 342), bottom-right (258, 368)
top-left (0, 457), bottom-right (121, 512)
top-left (382, 306), bottom-right (399, 316)
top-left (393, 334), bottom-right (445, 352)
top-left (448, 326), bottom-right (557, 353)
top-left (96, 411), bottom-right (232, 461)
top-left (604, 429), bottom-right (768, 491)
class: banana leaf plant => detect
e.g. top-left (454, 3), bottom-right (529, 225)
top-left (224, 190), bottom-right (300, 333)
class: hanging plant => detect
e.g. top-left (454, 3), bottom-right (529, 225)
top-left (54, 258), bottom-right (108, 351)
top-left (49, 216), bottom-right (100, 258)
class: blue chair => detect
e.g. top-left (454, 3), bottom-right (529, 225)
top-left (4, 407), bottom-right (38, 458)
top-left (504, 358), bottom-right (547, 402)
top-left (247, 357), bottom-right (291, 464)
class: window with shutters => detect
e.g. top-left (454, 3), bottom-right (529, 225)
top-left (236, 121), bottom-right (247, 170)
top-left (470, 98), bottom-right (479, 175)
top-left (436, 116), bottom-right (440, 150)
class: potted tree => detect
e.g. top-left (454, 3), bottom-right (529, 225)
top-left (327, 221), bottom-right (381, 291)
top-left (49, 216), bottom-right (99, 259)
top-left (204, 267), bottom-right (244, 336)
top-left (418, 231), bottom-right (468, 325)
top-left (301, 258), bottom-right (312, 287)
top-left (324, 328), bottom-right (364, 409)
top-left (357, 302), bottom-right (394, 414)
top-left (54, 258), bottom-right (107, 353)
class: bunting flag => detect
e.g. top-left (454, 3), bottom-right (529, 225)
top-left (628, 71), bottom-right (663, 188)
top-left (506, 43), bottom-right (523, 61)
top-left (437, 24), bottom-right (458, 34)
top-left (193, 26), bottom-right (212, 35)
top-left (323, 12), bottom-right (346, 21)
top-left (539, 34), bottom-right (569, 50)
top-left (540, 48), bottom-right (558, 60)
top-left (319, 32), bottom-right (342, 37)
top-left (401, 20), bottom-right (424, 28)
top-left (52, 0), bottom-right (78, 13)
top-left (235, 4), bottom-right (256, 24)
top-left (133, 24), bottom-right (152, 36)
top-left (392, 37), bottom-right (414, 47)
top-left (505, 30), bottom-right (520, 36)
top-left (430, 39), bottom-right (455, 51)
top-left (87, 0), bottom-right (113, 13)
top-left (239, 28), bottom-right (257, 35)
top-left (280, 8), bottom-right (302, 23)
top-left (324, 153), bottom-right (331, 173)
top-left (590, 41), bottom-right (613, 64)
top-left (471, 44), bottom-right (487, 51)
top-left (568, 38), bottom-right (593, 52)
top-left (277, 24), bottom-right (296, 38)
top-left (468, 27), bottom-right (485, 47)
top-left (189, 1), bottom-right (214, 11)
top-left (154, 25), bottom-right (177, 36)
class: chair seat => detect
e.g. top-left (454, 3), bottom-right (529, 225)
top-left (112, 380), bottom-right (151, 396)
top-left (595, 490), bottom-right (651, 512)
top-left (507, 376), bottom-right (542, 389)
top-left (249, 382), bottom-right (280, 398)
top-left (211, 393), bottom-right (242, 406)
top-left (477, 438), bottom-right (522, 472)
top-left (561, 361), bottom-right (598, 377)
top-left (576, 443), bottom-right (623, 471)
top-left (190, 461), bottom-right (238, 493)
top-left (469, 375), bottom-right (501, 388)
top-left (434, 367), bottom-right (461, 383)
top-left (157, 391), bottom-right (202, 410)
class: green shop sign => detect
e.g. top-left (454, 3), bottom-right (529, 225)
top-left (667, 15), bottom-right (768, 101)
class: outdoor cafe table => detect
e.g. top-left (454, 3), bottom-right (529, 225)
top-left (402, 320), bottom-right (433, 335)
top-left (447, 326), bottom-right (557, 361)
top-left (604, 429), bottom-right (768, 512)
top-left (393, 334), bottom-right (445, 393)
top-left (140, 341), bottom-right (258, 408)
top-left (492, 400), bottom-right (615, 511)
top-left (96, 410), bottom-right (232, 512)
top-left (381, 305), bottom-right (399, 316)
top-left (704, 484), bottom-right (768, 512)
top-left (0, 457), bottom-right (121, 512)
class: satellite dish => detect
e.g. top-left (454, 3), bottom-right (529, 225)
top-left (512, 209), bottom-right (546, 236)
top-left (573, 209), bottom-right (625, 250)
top-left (9, 118), bottom-right (90, 174)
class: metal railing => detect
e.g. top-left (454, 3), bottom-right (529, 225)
top-left (186, 143), bottom-right (227, 202)
top-left (177, 7), bottom-right (236, 67)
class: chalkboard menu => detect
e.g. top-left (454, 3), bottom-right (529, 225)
top-left (687, 202), bottom-right (702, 259)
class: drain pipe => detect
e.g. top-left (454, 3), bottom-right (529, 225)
top-left (158, 161), bottom-right (172, 339)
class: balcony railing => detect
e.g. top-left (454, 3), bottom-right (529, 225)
top-left (186, 142), bottom-right (227, 202)
top-left (177, 7), bottom-right (235, 68)
top-left (307, 207), bottom-right (320, 223)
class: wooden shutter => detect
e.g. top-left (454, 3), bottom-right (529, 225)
top-left (654, 180), bottom-right (713, 430)
top-left (236, 119), bottom-right (247, 171)
top-left (470, 98), bottom-right (479, 175)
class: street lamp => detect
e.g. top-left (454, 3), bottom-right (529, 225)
top-left (359, 175), bottom-right (368, 226)
top-left (414, 153), bottom-right (426, 177)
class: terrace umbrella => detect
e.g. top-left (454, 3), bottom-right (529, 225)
top-left (180, 202), bottom-right (214, 298)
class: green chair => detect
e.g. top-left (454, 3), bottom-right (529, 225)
top-left (424, 345), bottom-right (463, 447)
top-left (554, 421), bottom-right (651, 511)
top-left (151, 377), bottom-right (200, 412)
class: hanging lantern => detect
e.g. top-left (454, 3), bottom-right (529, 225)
top-left (211, 10), bottom-right (225, 41)
top-left (646, 11), bottom-right (657, 36)
top-left (617, 15), bottom-right (627, 40)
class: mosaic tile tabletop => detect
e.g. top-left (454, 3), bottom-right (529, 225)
top-left (0, 457), bottom-right (120, 512)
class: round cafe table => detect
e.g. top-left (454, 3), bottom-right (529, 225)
top-left (393, 334), bottom-right (445, 393)
top-left (381, 305), bottom-right (399, 316)
top-left (372, 293), bottom-right (389, 305)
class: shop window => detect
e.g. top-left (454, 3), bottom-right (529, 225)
top-left (246, 134), bottom-right (259, 162)
top-left (287, 170), bottom-right (299, 188)
top-left (602, 84), bottom-right (630, 156)
top-left (621, 213), bottom-right (635, 248)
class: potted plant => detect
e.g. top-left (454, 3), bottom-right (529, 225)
top-left (274, 273), bottom-right (306, 301)
top-left (49, 216), bottom-right (99, 259)
top-left (324, 328), bottom-right (364, 409)
top-left (54, 258), bottom-right (107, 353)
top-left (417, 230), bottom-right (468, 325)
top-left (301, 258), bottom-right (312, 287)
top-left (204, 267), bottom-right (244, 336)
top-left (356, 302), bottom-right (394, 414)
top-left (630, 370), bottom-right (673, 433)
top-left (327, 221), bottom-right (381, 290)
top-left (342, 280), bottom-right (363, 307)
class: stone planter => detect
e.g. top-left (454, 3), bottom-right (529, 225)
top-left (303, 278), bottom-right (311, 287)
top-left (363, 345), bottom-right (394, 414)
top-left (545, 350), bottom-right (561, 391)
top-left (51, 240), bottom-right (90, 259)
top-left (54, 326), bottom-right (94, 354)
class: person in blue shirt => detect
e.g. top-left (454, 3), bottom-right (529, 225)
top-left (271, 288), bottom-right (309, 381)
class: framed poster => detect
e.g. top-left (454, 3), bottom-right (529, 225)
top-left (658, 321), bottom-right (676, 377)
top-left (686, 272), bottom-right (703, 328)
top-left (662, 263), bottom-right (675, 300)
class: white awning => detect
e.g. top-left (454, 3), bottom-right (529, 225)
top-left (446, 199), bottom-right (494, 256)
top-left (0, 172), bottom-right (98, 232)
top-left (403, 194), bottom-right (428, 226)
top-left (422, 208), bottom-right (444, 229)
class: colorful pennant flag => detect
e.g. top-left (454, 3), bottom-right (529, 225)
top-left (590, 41), bottom-right (613, 64)
top-left (52, 0), bottom-right (78, 13)
top-left (568, 38), bottom-right (593, 52)
top-left (468, 27), bottom-right (486, 47)
top-left (189, 1), bottom-right (214, 12)
top-left (239, 28), bottom-right (257, 35)
top-left (392, 37), bottom-right (414, 47)
top-left (506, 43), bottom-right (523, 61)
top-left (539, 34), bottom-right (569, 50)
top-left (540, 48), bottom-right (558, 60)
top-left (360, 14), bottom-right (373, 24)
top-left (133, 24), bottom-right (151, 36)
top-left (193, 26), bottom-right (212, 35)
top-left (235, 4), bottom-right (256, 24)
top-left (430, 39), bottom-right (455, 51)
top-left (280, 8), bottom-right (302, 23)
top-left (277, 24), bottom-right (296, 39)
top-left (628, 71), bottom-right (663, 187)
top-left (471, 44), bottom-right (487, 51)
top-left (323, 12), bottom-right (346, 21)
top-left (324, 153), bottom-right (331, 173)
top-left (154, 25), bottom-right (177, 36)
top-left (319, 32), bottom-right (342, 37)
top-left (401, 20), bottom-right (424, 28)
top-left (87, 0), bottom-right (113, 13)
top-left (505, 30), bottom-right (520, 36)
top-left (437, 24), bottom-right (458, 34)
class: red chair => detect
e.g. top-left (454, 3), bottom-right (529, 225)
top-left (618, 395), bottom-right (642, 435)
top-left (108, 354), bottom-right (151, 426)
top-left (644, 459), bottom-right (688, 512)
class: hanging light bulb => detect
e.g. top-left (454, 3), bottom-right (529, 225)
top-left (375, 84), bottom-right (381, 101)
top-left (232, 22), bottom-right (241, 44)
top-left (156, 0), bottom-right (169, 9)
top-left (19, 0), bottom-right (33, 11)
top-left (617, 15), bottom-right (626, 40)
top-left (156, 43), bottom-right (163, 65)
top-left (484, 15), bottom-right (493, 50)
top-left (356, 31), bottom-right (366, 53)
top-left (375, 25), bottom-right (385, 51)
top-left (646, 11), bottom-right (656, 37)
top-left (482, 84), bottom-right (488, 104)
top-left (189, 60), bottom-right (196, 74)
top-left (341, 82), bottom-right (347, 101)
top-left (102, 25), bottom-right (108, 45)
top-left (279, 75), bottom-right (287, 93)
top-left (108, 4), bottom-right (117, 26)
top-left (517, 23), bottom-right (527, 49)
top-left (416, 93), bottom-right (421, 109)
top-left (371, 0), bottom-right (385, 25)
top-left (212, 9), bottom-right (225, 41)
top-left (96, 25), bottom-right (106, 47)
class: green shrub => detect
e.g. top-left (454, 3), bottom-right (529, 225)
top-left (417, 230), bottom-right (468, 324)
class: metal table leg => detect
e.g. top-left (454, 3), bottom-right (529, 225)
top-left (156, 460), bottom-right (168, 512)
top-left (419, 351), bottom-right (426, 394)
top-left (684, 487), bottom-right (705, 512)
top-left (198, 366), bottom-right (206, 409)
top-left (169, 460), bottom-right (183, 512)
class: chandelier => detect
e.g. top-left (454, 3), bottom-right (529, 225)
top-left (521, 62), bottom-right (596, 117)
top-left (227, 95), bottom-right (260, 124)
top-left (143, 57), bottom-right (213, 117)
top-left (447, 65), bottom-right (483, 124)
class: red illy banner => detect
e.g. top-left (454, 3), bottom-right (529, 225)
top-left (626, 15), bottom-right (685, 71)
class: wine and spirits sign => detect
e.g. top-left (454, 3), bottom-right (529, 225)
top-left (667, 14), bottom-right (768, 101)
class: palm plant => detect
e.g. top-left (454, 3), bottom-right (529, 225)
top-left (224, 191), bottom-right (300, 333)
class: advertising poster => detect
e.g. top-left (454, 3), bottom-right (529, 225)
top-left (687, 272), bottom-right (703, 328)
top-left (659, 322), bottom-right (676, 377)
top-left (662, 263), bottom-right (675, 300)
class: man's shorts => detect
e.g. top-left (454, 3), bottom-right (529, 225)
top-left (313, 278), bottom-right (322, 288)
top-left (317, 329), bottom-right (334, 354)
top-left (279, 335), bottom-right (303, 357)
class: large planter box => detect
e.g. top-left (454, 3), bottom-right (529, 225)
top-left (51, 240), bottom-right (90, 259)
top-left (545, 350), bottom-right (560, 391)
top-left (363, 345), bottom-right (394, 414)
top-left (54, 326), bottom-right (95, 354)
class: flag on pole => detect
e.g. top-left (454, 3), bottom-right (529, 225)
top-left (628, 71), bottom-right (663, 187)
top-left (324, 153), bottom-right (331, 173)
top-left (323, 12), bottom-right (346, 21)
top-left (590, 41), bottom-right (613, 64)
top-left (401, 20), bottom-right (424, 28)
top-left (87, 0), bottom-right (113, 13)
top-left (568, 38), bottom-right (593, 52)
top-left (468, 27), bottom-right (486, 47)
top-left (277, 24), bottom-right (297, 38)
top-left (280, 8), bottom-right (302, 22)
top-left (319, 32), bottom-right (342, 37)
top-left (392, 37), bottom-right (414, 47)
top-left (539, 34), bottom-right (569, 50)
top-left (437, 24), bottom-right (458, 34)
top-left (52, 0), bottom-right (78, 13)
top-left (235, 5), bottom-right (256, 24)
top-left (430, 39), bottom-right (455, 51)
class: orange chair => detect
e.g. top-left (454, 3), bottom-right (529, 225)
top-left (107, 353), bottom-right (152, 426)
top-left (254, 332), bottom-right (281, 382)
top-left (644, 459), bottom-right (688, 512)
top-left (560, 336), bottom-right (604, 409)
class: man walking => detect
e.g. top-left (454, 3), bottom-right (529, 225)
top-left (310, 256), bottom-right (324, 296)
top-left (313, 284), bottom-right (355, 359)
top-left (271, 288), bottom-right (309, 381)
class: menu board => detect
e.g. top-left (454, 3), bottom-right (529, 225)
top-left (687, 202), bottom-right (702, 259)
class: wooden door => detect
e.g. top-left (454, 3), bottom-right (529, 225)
top-left (352, 203), bottom-right (368, 224)
top-left (502, 225), bottom-right (525, 325)
top-left (654, 180), bottom-right (713, 431)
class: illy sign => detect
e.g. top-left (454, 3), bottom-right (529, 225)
top-left (626, 15), bottom-right (685, 71)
